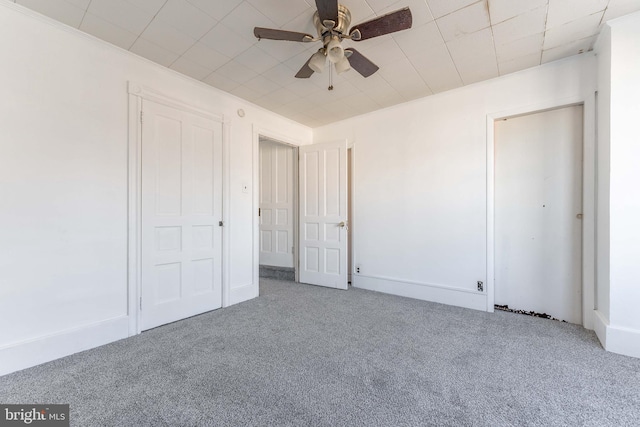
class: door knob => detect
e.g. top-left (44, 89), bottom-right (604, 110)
top-left (576, 213), bottom-right (583, 219)
top-left (338, 221), bottom-right (346, 228)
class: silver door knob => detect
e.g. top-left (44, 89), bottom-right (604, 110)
top-left (338, 221), bottom-right (346, 228)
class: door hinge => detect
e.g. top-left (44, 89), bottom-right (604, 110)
top-left (139, 296), bottom-right (142, 310)
top-left (140, 111), bottom-right (144, 124)
top-left (258, 208), bottom-right (261, 217)
top-left (219, 220), bottom-right (224, 227)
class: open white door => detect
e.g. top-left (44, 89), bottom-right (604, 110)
top-left (141, 99), bottom-right (223, 330)
top-left (298, 140), bottom-right (348, 289)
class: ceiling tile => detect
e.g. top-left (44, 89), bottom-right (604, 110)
top-left (547, 0), bottom-right (608, 29)
top-left (230, 84), bottom-right (263, 102)
top-left (170, 56), bottom-right (213, 80)
top-left (494, 32), bottom-right (543, 63)
top-left (455, 53), bottom-right (499, 84)
top-left (365, 0), bottom-right (403, 14)
top-left (155, 0), bottom-right (218, 40)
top-left (221, 2), bottom-right (278, 42)
top-left (394, 21), bottom-right (443, 56)
top-left (446, 27), bottom-right (495, 62)
top-left (488, 0), bottom-right (548, 25)
top-left (124, 0), bottom-right (166, 15)
top-left (185, 0), bottom-right (244, 21)
top-left (436, 1), bottom-right (491, 42)
top-left (17, 0), bottom-right (86, 28)
top-left (491, 6), bottom-right (547, 44)
top-left (130, 37), bottom-right (181, 66)
top-left (342, 0), bottom-right (376, 25)
top-left (254, 38), bottom-right (314, 63)
top-left (200, 23), bottom-right (255, 58)
top-left (285, 79), bottom-right (324, 97)
top-left (541, 35), bottom-right (598, 63)
top-left (203, 72), bottom-right (240, 92)
top-left (279, 7), bottom-right (317, 34)
top-left (356, 38), bottom-right (406, 68)
top-left (408, 42), bottom-right (463, 93)
top-left (139, 19), bottom-right (197, 55)
top-left (543, 11), bottom-right (603, 50)
top-left (181, 42), bottom-right (230, 70)
top-left (243, 75), bottom-right (283, 97)
top-left (79, 13), bottom-right (138, 50)
top-left (425, 0), bottom-right (483, 19)
top-left (262, 63), bottom-right (301, 87)
top-left (603, 0), bottom-right (640, 22)
top-left (65, 0), bottom-right (91, 8)
top-left (266, 87), bottom-right (299, 105)
top-left (498, 52), bottom-right (540, 75)
top-left (234, 45), bottom-right (281, 74)
top-left (215, 60), bottom-right (259, 84)
top-left (87, 0), bottom-right (155, 34)
top-left (247, 0), bottom-right (312, 28)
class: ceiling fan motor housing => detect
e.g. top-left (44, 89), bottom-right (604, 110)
top-left (314, 4), bottom-right (351, 39)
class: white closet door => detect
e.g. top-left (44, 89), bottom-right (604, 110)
top-left (495, 105), bottom-right (583, 323)
top-left (141, 99), bottom-right (223, 331)
top-left (259, 141), bottom-right (294, 268)
top-left (299, 141), bottom-right (348, 290)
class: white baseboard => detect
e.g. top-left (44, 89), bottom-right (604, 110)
top-left (228, 283), bottom-right (258, 306)
top-left (0, 316), bottom-right (129, 377)
top-left (593, 310), bottom-right (640, 358)
top-left (352, 274), bottom-right (488, 311)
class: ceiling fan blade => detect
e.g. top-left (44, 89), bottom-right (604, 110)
top-left (344, 48), bottom-right (379, 77)
top-left (295, 55), bottom-right (315, 78)
top-left (349, 7), bottom-right (412, 41)
top-left (254, 27), bottom-right (314, 42)
top-left (315, 0), bottom-right (339, 25)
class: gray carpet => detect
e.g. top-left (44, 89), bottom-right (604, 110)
top-left (1, 279), bottom-right (639, 426)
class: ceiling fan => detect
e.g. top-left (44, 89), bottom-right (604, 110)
top-left (254, 0), bottom-right (412, 79)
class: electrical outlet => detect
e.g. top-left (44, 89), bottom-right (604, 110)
top-left (355, 265), bottom-right (361, 274)
top-left (477, 281), bottom-right (484, 292)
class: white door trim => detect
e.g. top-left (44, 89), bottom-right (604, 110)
top-left (486, 94), bottom-right (596, 329)
top-left (127, 81), bottom-right (228, 335)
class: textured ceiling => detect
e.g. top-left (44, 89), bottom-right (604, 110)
top-left (11, 0), bottom-right (640, 127)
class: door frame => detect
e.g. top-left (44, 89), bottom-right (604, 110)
top-left (127, 82), bottom-right (229, 336)
top-left (486, 95), bottom-right (596, 329)
top-left (253, 127), bottom-right (304, 286)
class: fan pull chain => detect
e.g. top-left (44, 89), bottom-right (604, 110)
top-left (328, 63), bottom-right (334, 91)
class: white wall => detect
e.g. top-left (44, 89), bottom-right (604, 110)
top-left (593, 11), bottom-right (640, 358)
top-left (0, 3), bottom-right (311, 375)
top-left (315, 54), bottom-right (596, 317)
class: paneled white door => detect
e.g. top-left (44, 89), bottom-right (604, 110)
top-left (259, 140), bottom-right (294, 268)
top-left (141, 99), bottom-right (223, 331)
top-left (299, 141), bottom-right (348, 289)
top-left (495, 105), bottom-right (583, 324)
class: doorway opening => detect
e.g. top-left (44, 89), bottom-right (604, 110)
top-left (258, 136), bottom-right (298, 282)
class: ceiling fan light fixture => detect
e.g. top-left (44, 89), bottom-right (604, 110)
top-left (309, 50), bottom-right (327, 73)
top-left (326, 35), bottom-right (344, 63)
top-left (335, 56), bottom-right (351, 74)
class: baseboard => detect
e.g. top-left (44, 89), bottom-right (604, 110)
top-left (352, 274), bottom-right (487, 311)
top-left (593, 310), bottom-right (640, 358)
top-left (0, 316), bottom-right (129, 377)
top-left (228, 283), bottom-right (258, 306)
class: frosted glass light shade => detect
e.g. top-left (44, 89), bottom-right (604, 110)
top-left (309, 50), bottom-right (326, 73)
top-left (326, 36), bottom-right (344, 63)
